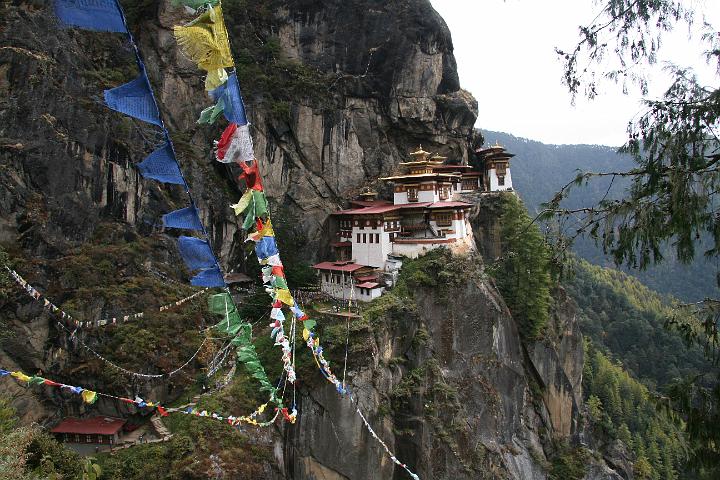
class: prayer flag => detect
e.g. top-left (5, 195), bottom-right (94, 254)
top-left (190, 267), bottom-right (225, 287)
top-left (275, 288), bottom-right (294, 306)
top-left (209, 73), bottom-right (247, 125)
top-left (197, 97), bottom-right (226, 125)
top-left (205, 67), bottom-right (227, 91)
top-left (11, 371), bottom-right (31, 382)
top-left (173, 5), bottom-right (233, 72)
top-left (81, 390), bottom-right (98, 404)
top-left (255, 236), bottom-right (279, 260)
top-left (216, 123), bottom-right (254, 163)
top-left (178, 236), bottom-right (216, 271)
top-left (239, 161), bottom-right (263, 191)
top-left (54, 0), bottom-right (127, 33)
top-left (137, 143), bottom-right (185, 184)
top-left (163, 206), bottom-right (203, 230)
top-left (230, 189), bottom-right (253, 216)
top-left (104, 74), bottom-right (161, 126)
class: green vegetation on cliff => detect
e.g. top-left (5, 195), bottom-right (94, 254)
top-left (492, 193), bottom-right (553, 339)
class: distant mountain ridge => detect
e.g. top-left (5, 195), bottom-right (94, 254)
top-left (482, 129), bottom-right (719, 301)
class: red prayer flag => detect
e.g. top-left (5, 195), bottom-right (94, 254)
top-left (271, 265), bottom-right (285, 277)
top-left (43, 379), bottom-right (62, 387)
top-left (238, 161), bottom-right (263, 191)
top-left (216, 123), bottom-right (238, 161)
top-left (157, 405), bottom-right (169, 417)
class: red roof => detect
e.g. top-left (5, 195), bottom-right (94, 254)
top-left (51, 417), bottom-right (125, 435)
top-left (356, 282), bottom-right (382, 289)
top-left (333, 201), bottom-right (471, 215)
top-left (331, 241), bottom-right (352, 247)
top-left (427, 201), bottom-right (473, 209)
top-left (334, 204), bottom-right (401, 215)
top-left (395, 202), bottom-right (433, 209)
top-left (355, 275), bottom-right (378, 282)
top-left (313, 262), bottom-right (368, 272)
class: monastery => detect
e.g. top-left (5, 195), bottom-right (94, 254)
top-left (313, 144), bottom-right (515, 302)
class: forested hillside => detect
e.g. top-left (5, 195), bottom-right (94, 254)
top-left (483, 130), bottom-right (719, 302)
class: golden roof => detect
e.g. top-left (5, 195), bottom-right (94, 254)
top-left (409, 145), bottom-right (431, 157)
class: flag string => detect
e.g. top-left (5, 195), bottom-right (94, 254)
top-left (0, 366), bottom-right (283, 428)
top-left (5, 266), bottom-right (207, 329)
top-left (55, 321), bottom-right (208, 380)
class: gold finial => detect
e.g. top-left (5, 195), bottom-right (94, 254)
top-left (410, 145), bottom-right (431, 157)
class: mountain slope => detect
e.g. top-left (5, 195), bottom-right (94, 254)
top-left (483, 129), bottom-right (719, 302)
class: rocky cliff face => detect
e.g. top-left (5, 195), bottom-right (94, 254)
top-left (282, 249), bottom-right (594, 480)
top-left (0, 1), bottom-right (617, 479)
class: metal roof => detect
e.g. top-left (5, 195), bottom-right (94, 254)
top-left (51, 417), bottom-right (126, 435)
top-left (312, 262), bottom-right (368, 272)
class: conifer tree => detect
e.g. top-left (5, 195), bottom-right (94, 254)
top-left (550, 2), bottom-right (720, 471)
top-left (495, 194), bottom-right (552, 339)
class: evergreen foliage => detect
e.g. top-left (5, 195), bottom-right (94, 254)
top-left (564, 259), bottom-right (713, 388)
top-left (492, 193), bottom-right (553, 339)
top-left (583, 342), bottom-right (686, 480)
top-left (492, 128), bottom-right (719, 303)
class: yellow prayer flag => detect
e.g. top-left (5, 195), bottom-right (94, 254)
top-left (231, 189), bottom-right (254, 216)
top-left (302, 328), bottom-right (310, 341)
top-left (11, 371), bottom-right (31, 382)
top-left (275, 288), bottom-right (294, 306)
top-left (174, 6), bottom-right (234, 73)
top-left (248, 219), bottom-right (275, 242)
top-left (205, 67), bottom-right (228, 91)
top-left (81, 390), bottom-right (98, 404)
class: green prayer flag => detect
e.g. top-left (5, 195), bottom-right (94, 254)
top-left (303, 319), bottom-right (316, 331)
top-left (208, 293), bottom-right (234, 315)
top-left (28, 376), bottom-right (45, 387)
top-left (197, 98), bottom-right (225, 125)
top-left (252, 191), bottom-right (268, 218)
top-left (242, 205), bottom-right (256, 230)
top-left (273, 276), bottom-right (288, 290)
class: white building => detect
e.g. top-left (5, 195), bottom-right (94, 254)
top-left (314, 144), bottom-right (515, 301)
top-left (476, 143), bottom-right (514, 192)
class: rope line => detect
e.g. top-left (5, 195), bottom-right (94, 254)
top-left (56, 321), bottom-right (207, 379)
top-left (6, 266), bottom-right (207, 328)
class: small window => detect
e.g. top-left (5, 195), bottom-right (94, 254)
top-left (498, 175), bottom-right (505, 186)
top-left (363, 234), bottom-right (367, 243)
top-left (375, 233), bottom-right (380, 243)
top-left (390, 233), bottom-right (395, 242)
top-left (369, 234), bottom-right (374, 243)
top-left (357, 233), bottom-right (361, 243)
top-left (74, 434), bottom-right (80, 442)
top-left (86, 435), bottom-right (93, 443)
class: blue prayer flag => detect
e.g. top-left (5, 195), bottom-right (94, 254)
top-left (54, 0), bottom-right (127, 33)
top-left (209, 73), bottom-right (247, 125)
top-left (178, 236), bottom-right (216, 271)
top-left (104, 74), bottom-right (161, 126)
top-left (163, 206), bottom-right (203, 231)
top-left (0, 369), bottom-right (9, 376)
top-left (255, 236), bottom-right (279, 260)
top-left (137, 144), bottom-right (185, 185)
top-left (191, 267), bottom-right (225, 288)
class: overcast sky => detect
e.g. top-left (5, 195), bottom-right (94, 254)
top-left (430, 0), bottom-right (719, 146)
